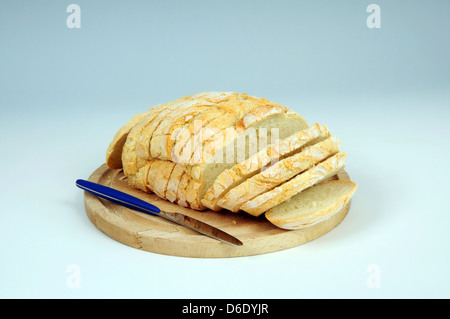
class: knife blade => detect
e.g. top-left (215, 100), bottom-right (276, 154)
top-left (75, 179), bottom-right (243, 247)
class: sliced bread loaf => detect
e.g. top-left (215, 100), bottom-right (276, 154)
top-left (185, 102), bottom-right (287, 167)
top-left (240, 152), bottom-right (347, 216)
top-left (265, 180), bottom-right (357, 230)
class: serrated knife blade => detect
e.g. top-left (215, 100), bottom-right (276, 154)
top-left (76, 179), bottom-right (243, 247)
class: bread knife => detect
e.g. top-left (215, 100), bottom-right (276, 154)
top-left (75, 179), bottom-right (243, 247)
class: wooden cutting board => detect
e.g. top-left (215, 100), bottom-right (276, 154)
top-left (83, 164), bottom-right (353, 258)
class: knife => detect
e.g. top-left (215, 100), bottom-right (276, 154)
top-left (75, 179), bottom-right (243, 247)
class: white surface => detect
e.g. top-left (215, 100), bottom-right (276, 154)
top-left (0, 0), bottom-right (449, 299)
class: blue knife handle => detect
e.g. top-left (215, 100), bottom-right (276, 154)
top-left (76, 179), bottom-right (160, 215)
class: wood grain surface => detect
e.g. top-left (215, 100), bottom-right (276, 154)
top-left (83, 164), bottom-right (353, 258)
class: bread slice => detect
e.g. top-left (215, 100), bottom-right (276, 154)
top-left (265, 180), bottom-right (357, 230)
top-left (240, 152), bottom-right (347, 216)
top-left (165, 163), bottom-right (186, 203)
top-left (201, 123), bottom-right (330, 211)
top-left (217, 136), bottom-right (341, 212)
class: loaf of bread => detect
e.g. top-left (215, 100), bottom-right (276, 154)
top-left (105, 92), bottom-right (356, 228)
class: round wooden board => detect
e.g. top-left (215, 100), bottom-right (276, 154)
top-left (83, 164), bottom-right (353, 258)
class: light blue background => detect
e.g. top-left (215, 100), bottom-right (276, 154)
top-left (1, 0), bottom-right (449, 298)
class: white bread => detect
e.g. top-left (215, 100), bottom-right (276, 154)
top-left (265, 180), bottom-right (357, 230)
top-left (105, 92), bottom-right (355, 217)
top-left (217, 136), bottom-right (341, 212)
top-left (240, 152), bottom-right (347, 216)
top-left (201, 123), bottom-right (330, 211)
